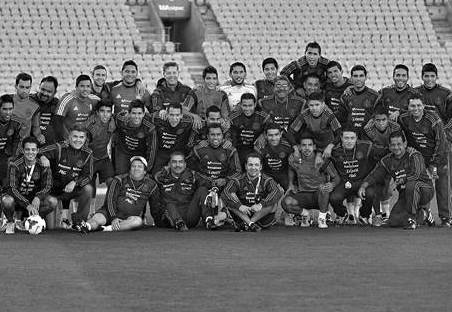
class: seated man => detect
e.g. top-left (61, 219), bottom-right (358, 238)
top-left (222, 153), bottom-right (283, 232)
top-left (2, 137), bottom-right (57, 234)
top-left (358, 131), bottom-right (434, 230)
top-left (155, 152), bottom-right (208, 231)
top-left (83, 156), bottom-right (161, 233)
top-left (40, 125), bottom-right (93, 230)
top-left (282, 134), bottom-right (339, 229)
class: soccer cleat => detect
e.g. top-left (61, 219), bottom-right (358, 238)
top-left (440, 218), bottom-right (451, 228)
top-left (284, 213), bottom-right (296, 226)
top-left (334, 215), bottom-right (346, 225)
top-left (14, 219), bottom-right (26, 231)
top-left (60, 219), bottom-right (72, 230)
top-left (205, 217), bottom-right (215, 230)
top-left (78, 221), bottom-right (90, 234)
top-left (424, 209), bottom-right (435, 227)
top-left (298, 215), bottom-right (310, 227)
top-left (248, 222), bottom-right (261, 232)
top-left (233, 220), bottom-right (247, 232)
top-left (372, 214), bottom-right (384, 227)
top-left (404, 218), bottom-right (417, 230)
top-left (5, 222), bottom-right (15, 235)
top-left (317, 217), bottom-right (328, 229)
top-left (175, 220), bottom-right (188, 232)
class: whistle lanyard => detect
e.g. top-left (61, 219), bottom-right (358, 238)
top-left (25, 164), bottom-right (36, 183)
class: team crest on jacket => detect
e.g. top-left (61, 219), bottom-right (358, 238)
top-left (279, 152), bottom-right (286, 158)
top-left (137, 132), bottom-right (145, 139)
top-left (356, 151), bottom-right (364, 160)
top-left (436, 97), bottom-right (442, 106)
top-left (252, 122), bottom-right (261, 130)
top-left (7, 129), bottom-right (14, 136)
top-left (219, 154), bottom-right (226, 162)
top-left (177, 128), bottom-right (184, 135)
top-left (76, 160), bottom-right (84, 167)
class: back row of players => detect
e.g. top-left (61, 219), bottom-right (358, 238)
top-left (0, 41), bottom-right (450, 234)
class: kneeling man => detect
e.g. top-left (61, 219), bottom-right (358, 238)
top-left (222, 153), bottom-right (283, 231)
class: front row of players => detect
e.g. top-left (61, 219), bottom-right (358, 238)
top-left (0, 118), bottom-right (436, 234)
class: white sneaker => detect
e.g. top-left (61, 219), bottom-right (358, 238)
top-left (284, 213), bottom-right (296, 226)
top-left (299, 215), bottom-right (310, 227)
top-left (318, 217), bottom-right (328, 229)
top-left (60, 219), bottom-right (72, 230)
top-left (5, 222), bottom-right (15, 234)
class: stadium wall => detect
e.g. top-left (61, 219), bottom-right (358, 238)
top-left (176, 4), bottom-right (205, 52)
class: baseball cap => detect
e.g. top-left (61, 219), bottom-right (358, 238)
top-left (130, 156), bottom-right (148, 168)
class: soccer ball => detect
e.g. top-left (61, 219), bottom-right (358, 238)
top-left (25, 215), bottom-right (46, 235)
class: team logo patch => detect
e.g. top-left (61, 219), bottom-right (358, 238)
top-left (7, 129), bottom-right (14, 136)
top-left (356, 151), bottom-right (363, 160)
top-left (76, 160), bottom-right (84, 167)
top-left (252, 122), bottom-right (261, 130)
top-left (219, 154), bottom-right (226, 162)
top-left (203, 154), bottom-right (209, 160)
top-left (279, 152), bottom-right (286, 158)
top-left (176, 129), bottom-right (184, 135)
top-left (137, 132), bottom-right (145, 139)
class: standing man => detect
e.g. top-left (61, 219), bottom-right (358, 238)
top-left (0, 94), bottom-right (22, 187)
top-left (255, 57), bottom-right (279, 103)
top-left (11, 72), bottom-right (40, 139)
top-left (359, 132), bottom-right (434, 230)
top-left (338, 65), bottom-right (379, 137)
top-left (260, 75), bottom-right (304, 131)
top-left (2, 137), bottom-right (57, 234)
top-left (398, 96), bottom-right (450, 226)
top-left (378, 64), bottom-right (418, 121)
top-left (282, 134), bottom-right (339, 228)
top-left (155, 152), bottom-right (208, 231)
top-left (280, 41), bottom-right (329, 90)
top-left (324, 61), bottom-right (352, 117)
top-left (82, 156), bottom-right (161, 233)
top-left (230, 93), bottom-right (271, 165)
top-left (40, 125), bottom-right (93, 230)
top-left (219, 62), bottom-right (256, 111)
top-left (222, 153), bottom-right (283, 232)
top-left (30, 76), bottom-right (59, 146)
top-left (55, 74), bottom-right (97, 141)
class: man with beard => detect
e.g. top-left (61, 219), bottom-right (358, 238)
top-left (359, 131), bottom-right (434, 230)
top-left (82, 156), bottom-right (161, 233)
top-left (195, 105), bottom-right (230, 144)
top-left (40, 125), bottom-right (93, 230)
top-left (255, 57), bottom-right (279, 103)
top-left (30, 76), bottom-right (59, 146)
top-left (219, 62), bottom-right (256, 111)
top-left (222, 153), bottom-right (283, 232)
top-left (260, 75), bottom-right (304, 131)
top-left (155, 152), bottom-right (208, 231)
top-left (280, 41), bottom-right (329, 90)
top-left (55, 75), bottom-right (98, 140)
top-left (338, 65), bottom-right (379, 137)
top-left (324, 61), bottom-right (352, 117)
top-left (110, 60), bottom-right (152, 115)
top-left (377, 64), bottom-right (418, 121)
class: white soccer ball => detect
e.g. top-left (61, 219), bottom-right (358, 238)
top-left (25, 215), bottom-right (46, 235)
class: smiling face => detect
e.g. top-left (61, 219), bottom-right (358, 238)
top-left (341, 131), bottom-right (357, 150)
top-left (245, 156), bottom-right (262, 178)
top-left (390, 136), bottom-right (407, 159)
top-left (92, 68), bottom-right (107, 88)
top-left (300, 138), bottom-right (315, 158)
top-left (208, 127), bottom-right (223, 148)
top-left (130, 160), bottom-right (146, 180)
top-left (167, 107), bottom-right (182, 127)
top-left (307, 99), bottom-right (325, 117)
top-left (76, 79), bottom-right (92, 99)
top-left (374, 113), bottom-right (389, 132)
top-left (240, 98), bottom-right (256, 117)
top-left (97, 106), bottom-right (113, 124)
top-left (263, 63), bottom-right (278, 81)
top-left (68, 130), bottom-right (87, 150)
top-left (393, 68), bottom-right (408, 90)
top-left (327, 66), bottom-right (343, 85)
top-left (266, 129), bottom-right (282, 147)
top-left (122, 65), bottom-right (138, 86)
top-left (38, 81), bottom-right (56, 104)
top-left (274, 79), bottom-right (290, 99)
top-left (23, 142), bottom-right (38, 163)
top-left (422, 71), bottom-right (437, 89)
top-left (408, 98), bottom-right (424, 120)
top-left (305, 47), bottom-right (320, 67)
top-left (303, 77), bottom-right (320, 96)
top-left (169, 154), bottom-right (186, 176)
top-left (351, 70), bottom-right (366, 90)
top-left (204, 72), bottom-right (218, 90)
top-left (0, 102), bottom-right (14, 122)
top-left (129, 107), bottom-right (145, 126)
top-left (230, 65), bottom-right (246, 85)
top-left (16, 79), bottom-right (32, 100)
top-left (164, 66), bottom-right (179, 87)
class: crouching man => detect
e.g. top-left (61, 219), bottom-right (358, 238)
top-left (358, 131), bottom-right (434, 230)
top-left (155, 152), bottom-right (208, 231)
top-left (82, 156), bottom-right (161, 233)
top-left (282, 134), bottom-right (340, 229)
top-left (2, 137), bottom-right (58, 234)
top-left (222, 153), bottom-right (283, 231)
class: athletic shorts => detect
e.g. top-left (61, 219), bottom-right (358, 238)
top-left (93, 158), bottom-right (114, 183)
top-left (285, 190), bottom-right (319, 210)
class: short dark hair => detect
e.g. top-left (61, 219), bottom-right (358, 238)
top-left (422, 63), bottom-right (437, 76)
top-left (122, 60), bottom-right (138, 72)
top-left (299, 130), bottom-right (315, 144)
top-left (374, 104), bottom-right (389, 116)
top-left (40, 76), bottom-right (58, 90)
top-left (128, 99), bottom-right (145, 112)
top-left (265, 123), bottom-right (282, 134)
top-left (351, 65), bottom-right (367, 77)
top-left (22, 136), bottom-right (40, 149)
top-left (92, 65), bottom-right (107, 73)
top-left (240, 93), bottom-right (256, 103)
top-left (304, 73), bottom-right (320, 84)
top-left (229, 62), bottom-right (246, 73)
top-left (69, 124), bottom-right (88, 134)
top-left (341, 124), bottom-right (357, 135)
top-left (207, 122), bottom-right (223, 134)
top-left (167, 103), bottom-right (182, 112)
top-left (262, 57), bottom-right (278, 70)
top-left (0, 94), bottom-right (14, 108)
top-left (307, 91), bottom-right (325, 102)
top-left (245, 152), bottom-right (262, 165)
top-left (305, 41), bottom-right (321, 55)
top-left (75, 74), bottom-right (91, 87)
top-left (202, 65), bottom-right (218, 79)
top-left (163, 62), bottom-right (178, 72)
top-left (389, 131), bottom-right (407, 143)
top-left (95, 98), bottom-right (113, 111)
top-left (393, 64), bottom-right (409, 77)
top-left (169, 151), bottom-right (186, 161)
top-left (326, 60), bottom-right (342, 72)
top-left (16, 72), bottom-right (32, 86)
top-left (206, 105), bottom-right (221, 116)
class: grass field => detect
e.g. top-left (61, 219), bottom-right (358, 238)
top-left (1, 226), bottom-right (452, 312)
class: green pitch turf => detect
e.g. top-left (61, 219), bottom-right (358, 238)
top-left (1, 226), bottom-right (451, 312)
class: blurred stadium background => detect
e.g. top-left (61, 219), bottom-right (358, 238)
top-left (1, 0), bottom-right (452, 96)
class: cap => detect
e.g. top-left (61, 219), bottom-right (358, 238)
top-left (130, 156), bottom-right (148, 168)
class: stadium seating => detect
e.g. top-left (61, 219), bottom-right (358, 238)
top-left (203, 0), bottom-right (452, 89)
top-left (0, 0), bottom-right (193, 96)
